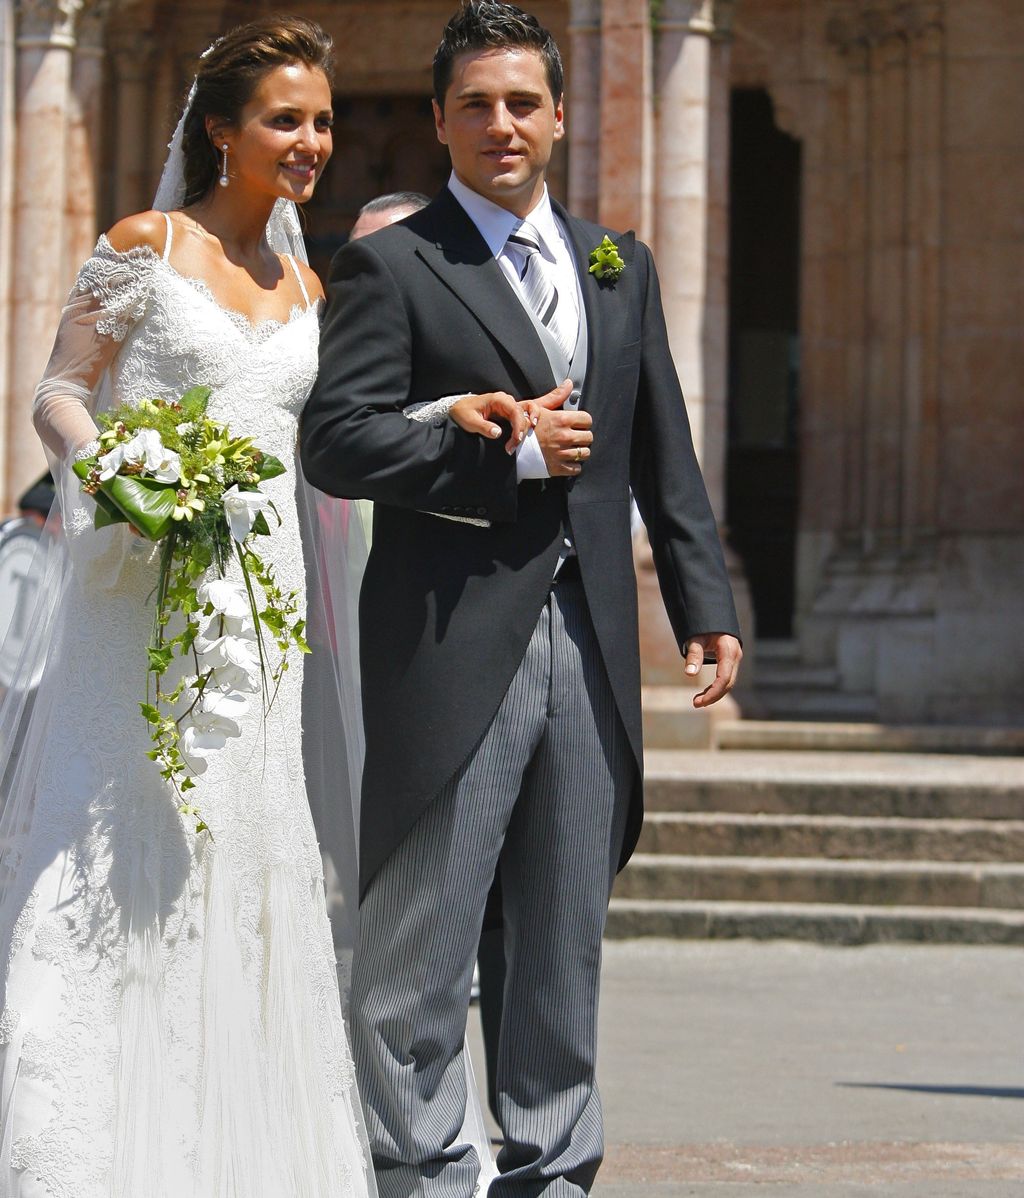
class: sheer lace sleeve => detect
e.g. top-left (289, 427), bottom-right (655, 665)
top-left (32, 237), bottom-right (157, 461)
top-left (402, 394), bottom-right (469, 427)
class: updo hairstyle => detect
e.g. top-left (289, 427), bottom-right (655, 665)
top-left (180, 15), bottom-right (335, 207)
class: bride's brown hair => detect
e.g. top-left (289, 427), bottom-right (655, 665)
top-left (180, 15), bottom-right (335, 207)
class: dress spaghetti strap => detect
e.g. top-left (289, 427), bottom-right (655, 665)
top-left (161, 211), bottom-right (174, 261)
top-left (285, 253), bottom-right (311, 308)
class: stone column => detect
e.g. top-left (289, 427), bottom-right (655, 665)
top-left (63, 0), bottom-right (107, 276)
top-left (635, 0), bottom-right (750, 740)
top-left (597, 0), bottom-right (653, 240)
top-left (148, 51), bottom-right (180, 186)
top-left (0, 0), bottom-right (16, 507)
top-left (901, 2), bottom-right (943, 551)
top-left (7, 0), bottom-right (83, 508)
top-left (566, 0), bottom-right (601, 222)
top-left (806, 3), bottom-right (947, 720)
top-left (651, 0), bottom-right (733, 498)
top-left (109, 27), bottom-right (154, 220)
top-left (862, 12), bottom-right (907, 550)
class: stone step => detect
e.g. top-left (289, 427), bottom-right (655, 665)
top-left (750, 689), bottom-right (878, 721)
top-left (754, 638), bottom-right (801, 664)
top-left (614, 854), bottom-right (1024, 909)
top-left (605, 898), bottom-right (1024, 945)
top-left (636, 811), bottom-right (1024, 862)
top-left (713, 719), bottom-right (1024, 755)
top-left (644, 750), bottom-right (1024, 820)
top-left (755, 663), bottom-right (841, 690)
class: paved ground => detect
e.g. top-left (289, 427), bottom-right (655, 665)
top-left (468, 940), bottom-right (1024, 1196)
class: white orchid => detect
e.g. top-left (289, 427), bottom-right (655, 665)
top-left (178, 725), bottom-right (212, 776)
top-left (96, 441), bottom-right (131, 482)
top-left (222, 485), bottom-right (271, 543)
top-left (133, 427), bottom-right (182, 482)
top-left (96, 427), bottom-right (182, 484)
top-left (210, 662), bottom-right (261, 694)
top-left (195, 630), bottom-right (259, 673)
top-left (197, 578), bottom-right (249, 621)
top-left (191, 688), bottom-right (248, 738)
top-left (222, 612), bottom-right (256, 639)
top-left (200, 606), bottom-right (257, 642)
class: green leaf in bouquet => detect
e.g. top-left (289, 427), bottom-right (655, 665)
top-left (190, 540), bottom-right (213, 570)
top-left (257, 453), bottom-right (286, 481)
top-left (102, 474), bottom-right (179, 540)
top-left (72, 457), bottom-right (97, 482)
top-left (251, 511), bottom-right (271, 537)
top-left (93, 494), bottom-right (130, 530)
top-left (179, 386), bottom-right (211, 417)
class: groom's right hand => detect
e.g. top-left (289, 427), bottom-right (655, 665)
top-left (526, 382), bottom-right (593, 478)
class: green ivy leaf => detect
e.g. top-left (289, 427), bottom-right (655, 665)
top-left (147, 645), bottom-right (174, 674)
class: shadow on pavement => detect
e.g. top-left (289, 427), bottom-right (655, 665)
top-left (837, 1082), bottom-right (1024, 1100)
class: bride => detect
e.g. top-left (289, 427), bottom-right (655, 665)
top-left (0, 17), bottom-right (377, 1198)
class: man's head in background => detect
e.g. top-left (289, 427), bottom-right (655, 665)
top-left (349, 191), bottom-right (430, 240)
top-left (17, 474), bottom-right (55, 528)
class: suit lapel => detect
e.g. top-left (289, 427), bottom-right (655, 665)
top-left (415, 191), bottom-right (556, 399)
top-left (554, 201), bottom-right (636, 417)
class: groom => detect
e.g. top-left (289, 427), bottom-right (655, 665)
top-left (301, 3), bottom-right (741, 1194)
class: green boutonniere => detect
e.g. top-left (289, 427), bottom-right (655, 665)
top-left (588, 235), bottom-right (626, 284)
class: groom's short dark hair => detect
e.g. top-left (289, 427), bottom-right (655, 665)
top-left (433, 2), bottom-right (563, 108)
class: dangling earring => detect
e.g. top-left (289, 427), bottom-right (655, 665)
top-left (218, 144), bottom-right (229, 188)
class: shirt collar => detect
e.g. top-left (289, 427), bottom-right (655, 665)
top-left (446, 171), bottom-right (561, 262)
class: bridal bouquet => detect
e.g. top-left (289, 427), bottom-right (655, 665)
top-left (73, 387), bottom-right (309, 830)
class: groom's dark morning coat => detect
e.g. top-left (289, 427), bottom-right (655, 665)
top-left (301, 189), bottom-right (739, 893)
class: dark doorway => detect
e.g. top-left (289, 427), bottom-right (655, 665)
top-left (726, 89), bottom-right (802, 639)
top-left (301, 95), bottom-right (451, 280)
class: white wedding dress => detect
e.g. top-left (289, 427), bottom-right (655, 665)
top-left (0, 228), bottom-right (375, 1198)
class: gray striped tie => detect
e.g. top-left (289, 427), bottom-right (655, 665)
top-left (507, 220), bottom-right (576, 363)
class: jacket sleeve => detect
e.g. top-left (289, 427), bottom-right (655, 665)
top-left (629, 242), bottom-right (741, 647)
top-left (300, 237), bottom-right (519, 524)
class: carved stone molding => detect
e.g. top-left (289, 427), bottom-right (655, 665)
top-left (75, 0), bottom-right (111, 53)
top-left (108, 24), bottom-right (153, 80)
top-left (15, 0), bottom-right (84, 48)
top-left (826, 1), bottom-right (943, 53)
top-left (656, 0), bottom-right (735, 41)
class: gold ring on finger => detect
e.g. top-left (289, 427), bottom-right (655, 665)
top-left (575, 447), bottom-right (583, 462)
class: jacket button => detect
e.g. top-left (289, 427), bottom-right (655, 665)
top-left (476, 507), bottom-right (487, 516)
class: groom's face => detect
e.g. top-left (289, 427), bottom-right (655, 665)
top-left (433, 47), bottom-right (564, 217)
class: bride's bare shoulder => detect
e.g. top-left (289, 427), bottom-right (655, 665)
top-left (105, 211), bottom-right (169, 255)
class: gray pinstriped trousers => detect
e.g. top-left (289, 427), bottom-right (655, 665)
top-left (350, 578), bottom-right (633, 1197)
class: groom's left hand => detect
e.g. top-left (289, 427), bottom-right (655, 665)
top-left (684, 633), bottom-right (743, 708)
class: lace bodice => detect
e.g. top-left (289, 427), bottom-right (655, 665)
top-left (1, 239), bottom-right (372, 1198)
top-left (51, 234), bottom-right (318, 445)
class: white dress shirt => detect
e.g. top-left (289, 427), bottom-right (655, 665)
top-left (446, 172), bottom-right (582, 481)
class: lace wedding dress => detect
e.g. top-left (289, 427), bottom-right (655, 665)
top-left (0, 225), bottom-right (375, 1198)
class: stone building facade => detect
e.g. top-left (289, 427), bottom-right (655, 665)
top-left (0, 0), bottom-right (1020, 726)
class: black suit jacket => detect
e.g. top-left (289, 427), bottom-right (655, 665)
top-left (301, 188), bottom-right (740, 893)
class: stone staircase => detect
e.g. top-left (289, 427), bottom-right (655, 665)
top-left (607, 740), bottom-right (1024, 945)
top-left (750, 640), bottom-right (876, 721)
